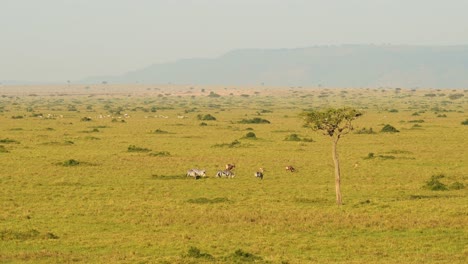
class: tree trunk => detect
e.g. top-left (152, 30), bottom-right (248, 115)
top-left (332, 136), bottom-right (342, 205)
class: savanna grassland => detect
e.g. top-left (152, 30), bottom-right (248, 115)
top-left (0, 85), bottom-right (467, 263)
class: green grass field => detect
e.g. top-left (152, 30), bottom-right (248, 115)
top-left (0, 85), bottom-right (467, 263)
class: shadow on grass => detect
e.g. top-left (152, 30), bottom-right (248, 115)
top-left (186, 197), bottom-right (230, 204)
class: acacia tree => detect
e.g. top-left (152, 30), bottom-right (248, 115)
top-left (302, 107), bottom-right (362, 205)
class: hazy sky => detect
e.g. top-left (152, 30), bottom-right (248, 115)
top-left (1, 0), bottom-right (467, 82)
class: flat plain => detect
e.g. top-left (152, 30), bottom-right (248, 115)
top-left (0, 84), bottom-right (467, 263)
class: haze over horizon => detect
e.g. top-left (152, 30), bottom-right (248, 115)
top-left (1, 0), bottom-right (468, 84)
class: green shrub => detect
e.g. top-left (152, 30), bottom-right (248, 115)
top-left (450, 182), bottom-right (465, 190)
top-left (381, 124), bottom-right (399, 133)
top-left (284, 134), bottom-right (301, 141)
top-left (197, 114), bottom-right (216, 121)
top-left (212, 140), bottom-right (242, 148)
top-left (153, 129), bottom-right (169, 134)
top-left (448, 93), bottom-right (464, 100)
top-left (207, 91), bottom-right (221, 98)
top-left (424, 174), bottom-right (448, 191)
top-left (60, 159), bottom-right (80, 167)
top-left (244, 132), bottom-right (257, 139)
top-left (127, 145), bottom-right (151, 152)
top-left (81, 117), bottom-right (92, 122)
top-left (0, 138), bottom-right (19, 144)
top-left (461, 119), bottom-right (468, 125)
top-left (238, 117), bottom-right (270, 124)
top-left (224, 249), bottom-right (262, 262)
top-left (149, 151), bottom-right (171, 157)
top-left (185, 246), bottom-right (214, 260)
top-left (0, 145), bottom-right (8, 153)
top-left (354, 127), bottom-right (376, 134)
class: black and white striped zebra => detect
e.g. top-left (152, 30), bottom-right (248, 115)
top-left (215, 170), bottom-right (235, 178)
top-left (187, 169), bottom-right (206, 179)
top-left (254, 168), bottom-right (264, 179)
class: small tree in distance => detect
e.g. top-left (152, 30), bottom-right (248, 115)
top-left (302, 107), bottom-right (363, 205)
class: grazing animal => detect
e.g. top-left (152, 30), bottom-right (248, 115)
top-left (225, 164), bottom-right (236, 171)
top-left (285, 165), bottom-right (296, 172)
top-left (187, 169), bottom-right (206, 179)
top-left (254, 168), bottom-right (264, 179)
top-left (216, 170), bottom-right (235, 178)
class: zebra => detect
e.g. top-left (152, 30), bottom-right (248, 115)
top-left (285, 165), bottom-right (296, 172)
top-left (216, 170), bottom-right (235, 178)
top-left (254, 168), bottom-right (264, 179)
top-left (187, 169), bottom-right (206, 179)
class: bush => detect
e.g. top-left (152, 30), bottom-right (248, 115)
top-left (127, 145), bottom-right (151, 152)
top-left (185, 246), bottom-right (214, 260)
top-left (0, 145), bottom-right (9, 153)
top-left (424, 174), bottom-right (448, 191)
top-left (244, 132), bottom-right (257, 139)
top-left (238, 117), bottom-right (270, 124)
top-left (450, 182), bottom-right (465, 190)
top-left (60, 159), bottom-right (80, 167)
top-left (381, 124), bottom-right (399, 133)
top-left (461, 119), bottom-right (468, 125)
top-left (81, 117), bottom-right (92, 122)
top-left (212, 140), bottom-right (242, 148)
top-left (149, 151), bottom-right (171, 157)
top-left (207, 91), bottom-right (221, 98)
top-left (354, 127), bottom-right (376, 134)
top-left (448, 93), bottom-right (464, 100)
top-left (0, 138), bottom-right (19, 144)
top-left (224, 249), bottom-right (262, 262)
top-left (197, 114), bottom-right (216, 121)
top-left (284, 134), bottom-right (301, 141)
top-left (153, 129), bottom-right (169, 134)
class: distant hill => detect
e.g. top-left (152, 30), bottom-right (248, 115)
top-left (82, 45), bottom-right (468, 88)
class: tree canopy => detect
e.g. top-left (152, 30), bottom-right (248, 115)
top-left (302, 107), bottom-right (363, 137)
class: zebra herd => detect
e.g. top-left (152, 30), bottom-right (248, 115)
top-left (186, 164), bottom-right (295, 180)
